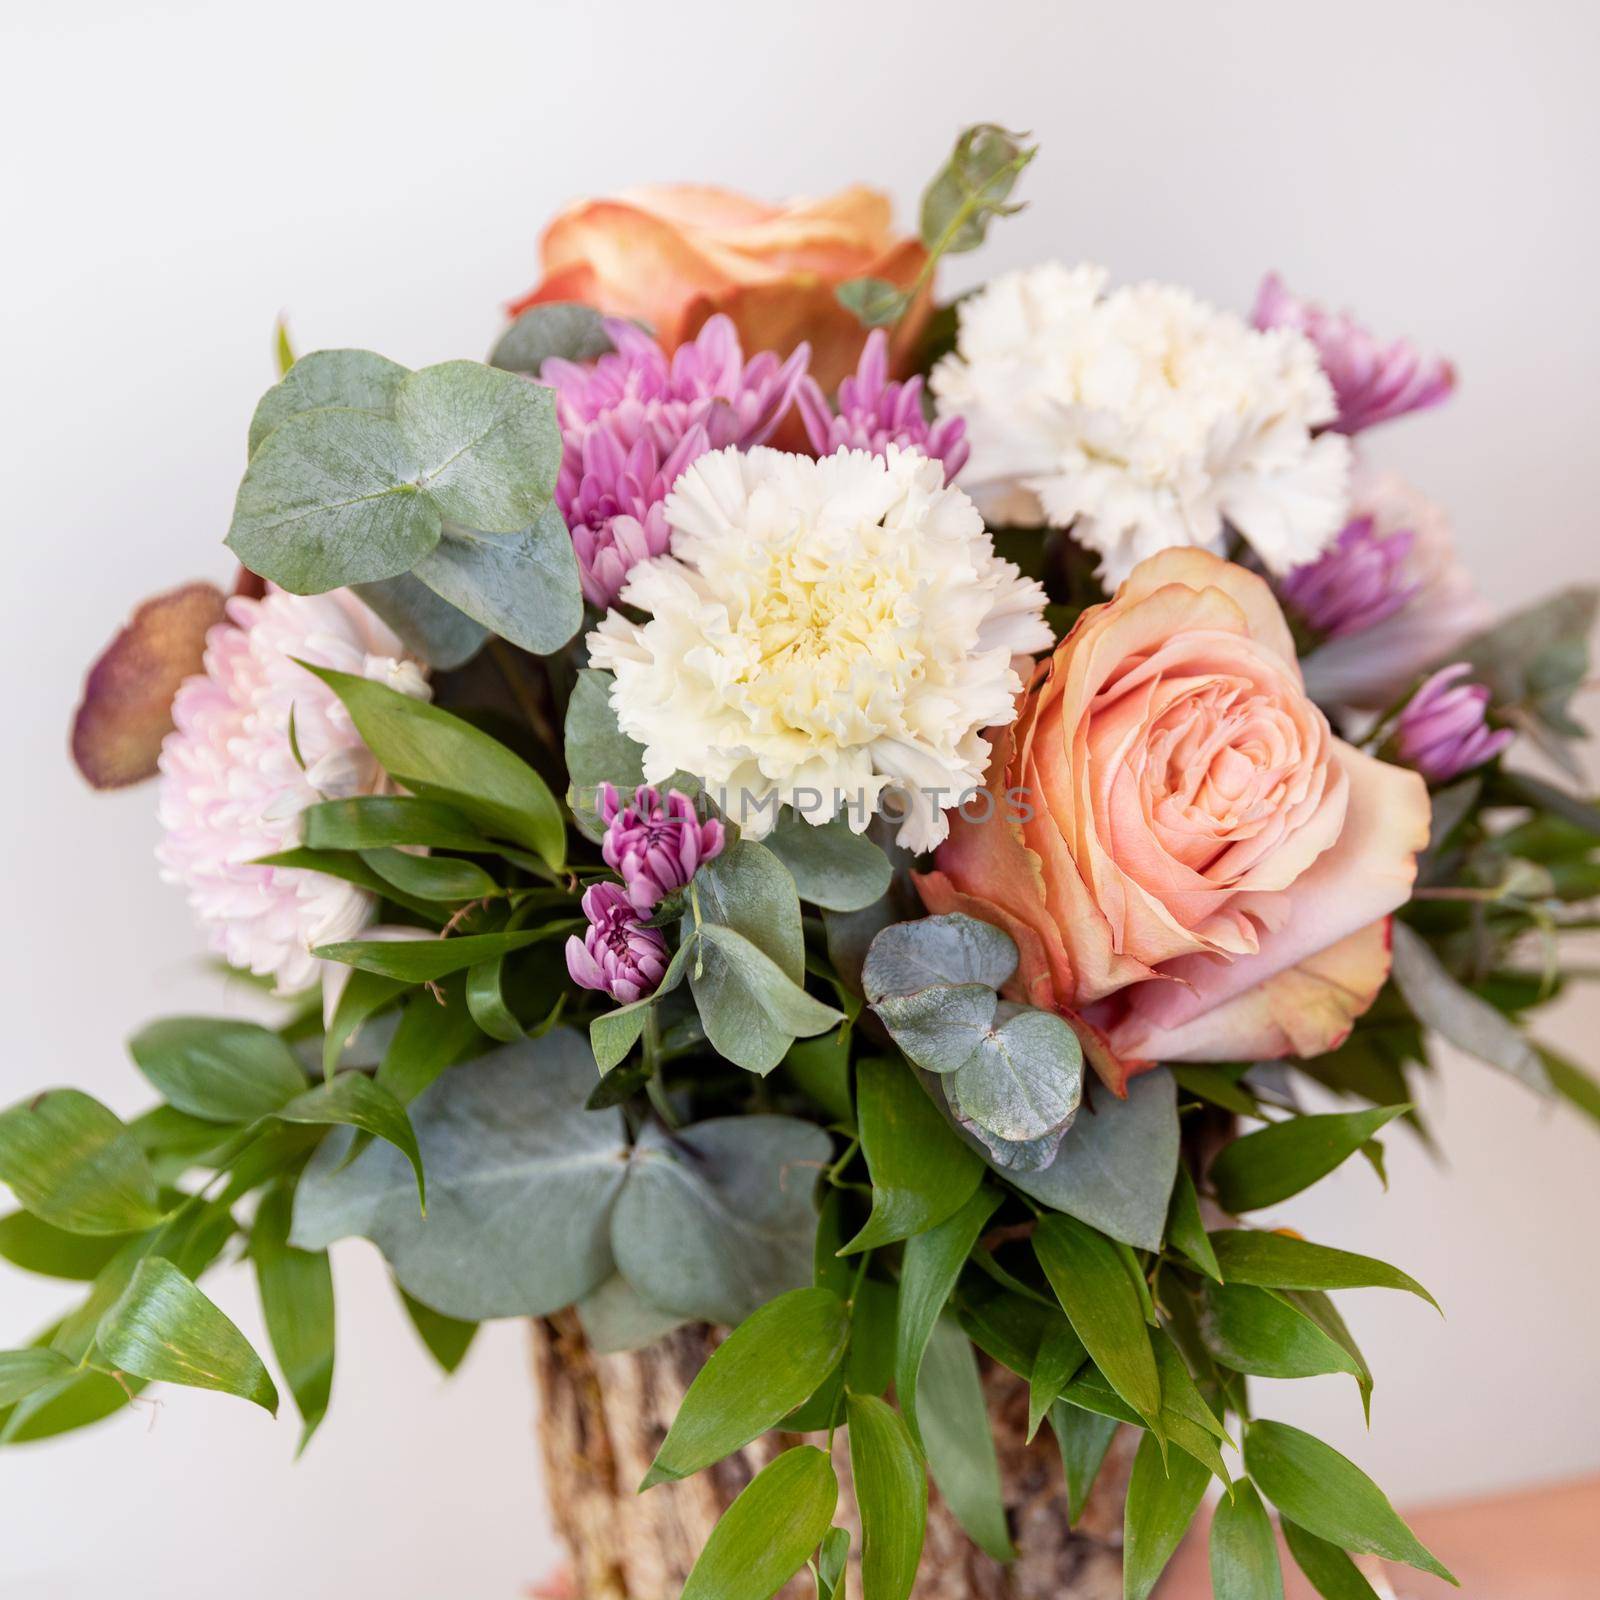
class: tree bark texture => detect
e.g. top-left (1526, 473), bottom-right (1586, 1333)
top-left (529, 1311), bottom-right (1133, 1600)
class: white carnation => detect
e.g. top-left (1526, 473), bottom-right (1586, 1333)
top-left (931, 261), bottom-right (1352, 584)
top-left (587, 445), bottom-right (1051, 852)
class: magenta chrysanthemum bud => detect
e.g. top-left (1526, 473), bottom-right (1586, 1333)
top-left (795, 329), bottom-right (969, 481)
top-left (598, 783), bottom-right (725, 912)
top-left (1279, 513), bottom-right (1420, 639)
top-left (543, 315), bottom-right (809, 609)
top-left (1394, 664), bottom-right (1513, 783)
top-left (565, 882), bottom-right (669, 1005)
top-left (1252, 273), bottom-right (1456, 435)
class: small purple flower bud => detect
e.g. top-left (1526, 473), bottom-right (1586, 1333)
top-left (1252, 273), bottom-right (1456, 435)
top-left (1394, 663), bottom-right (1514, 783)
top-left (565, 881), bottom-right (669, 1005)
top-left (1280, 514), bottom-right (1420, 639)
top-left (598, 783), bottom-right (726, 912)
top-left (795, 329), bottom-right (970, 482)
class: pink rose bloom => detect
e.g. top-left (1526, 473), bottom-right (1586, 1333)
top-left (1293, 466), bottom-right (1490, 709)
top-left (157, 588), bottom-right (428, 994)
top-left (917, 549), bottom-right (1430, 1080)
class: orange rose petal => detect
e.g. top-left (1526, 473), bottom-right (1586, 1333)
top-left (505, 260), bottom-right (600, 320)
top-left (71, 581), bottom-right (227, 790)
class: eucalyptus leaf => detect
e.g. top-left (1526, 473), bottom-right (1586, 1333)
top-left (835, 277), bottom-right (911, 328)
top-left (844, 1057), bottom-right (984, 1253)
top-left (0, 1090), bottom-right (166, 1235)
top-left (564, 668), bottom-right (647, 837)
top-left (575, 1274), bottom-right (682, 1356)
top-left (643, 1287), bottom-right (849, 1487)
top-left (411, 505), bottom-right (582, 655)
top-left (247, 348), bottom-right (410, 456)
top-left (863, 913), bottom-right (1018, 998)
top-left (127, 1016), bottom-right (306, 1123)
top-left (874, 984), bottom-right (997, 1074)
top-left (1390, 921), bottom-right (1552, 1093)
top-left (1209, 1106), bottom-right (1407, 1214)
top-left (947, 1002), bottom-right (1082, 1143)
top-left (847, 1392), bottom-right (927, 1600)
top-left (765, 813), bottom-right (894, 912)
top-left (96, 1257), bottom-right (278, 1414)
top-left (1245, 1421), bottom-right (1455, 1582)
top-left (680, 1446), bottom-right (839, 1600)
top-left (1124, 1429), bottom-right (1211, 1600)
top-left (919, 123), bottom-right (1037, 256)
top-left (490, 302), bottom-right (614, 375)
top-left (690, 923), bottom-right (844, 1074)
top-left (351, 573), bottom-right (488, 670)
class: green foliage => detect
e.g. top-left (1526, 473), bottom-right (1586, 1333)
top-left (303, 795), bottom-right (491, 852)
top-left (1280, 1517), bottom-right (1384, 1600)
top-left (917, 1317), bottom-right (1015, 1562)
top-left (358, 846), bottom-right (499, 903)
top-left (1210, 1479), bottom-right (1284, 1600)
top-left (128, 1017), bottom-right (306, 1123)
top-left (489, 302), bottom-right (613, 376)
top-left (1208, 1106), bottom-right (1407, 1213)
top-left (306, 664), bottom-right (566, 868)
top-left (0, 1211), bottom-right (125, 1281)
top-left (398, 1286), bottom-right (478, 1374)
top-left (271, 1075), bottom-right (425, 1211)
top-left (0, 1348), bottom-right (76, 1407)
top-left (1123, 1430), bottom-right (1211, 1600)
top-left (1049, 1401), bottom-right (1121, 1525)
top-left (920, 123), bottom-right (1038, 255)
top-left (765, 812), bottom-right (894, 912)
top-left (845, 1057), bottom-right (984, 1253)
top-left (252, 1183), bottom-right (334, 1452)
top-left (350, 573), bottom-right (488, 670)
top-left (1034, 1214), bottom-right (1160, 1432)
top-left (643, 1288), bottom-right (849, 1487)
top-left (1166, 1167), bottom-right (1222, 1282)
top-left (1026, 1320), bottom-right (1088, 1442)
top-left (96, 1258), bottom-right (278, 1414)
top-left (0, 1090), bottom-right (166, 1235)
top-left (811, 1527), bottom-right (851, 1600)
top-left (562, 668), bottom-right (647, 837)
top-left (1199, 1283), bottom-right (1366, 1384)
top-left (1244, 1420), bottom-right (1456, 1583)
top-left (1208, 1230), bottom-right (1438, 1310)
top-left (246, 348), bottom-right (408, 456)
top-left (316, 928), bottom-right (566, 982)
top-left (847, 1393), bottom-right (927, 1600)
top-left (835, 277), bottom-right (909, 327)
top-left (680, 1446), bottom-right (839, 1600)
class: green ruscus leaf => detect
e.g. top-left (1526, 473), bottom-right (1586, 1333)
top-left (96, 1257), bottom-right (279, 1414)
top-left (1123, 1429), bottom-right (1211, 1600)
top-left (128, 1016), bottom-right (307, 1123)
top-left (846, 1392), bottom-right (927, 1600)
top-left (1209, 1106), bottom-right (1408, 1213)
top-left (1210, 1478), bottom-right (1285, 1600)
top-left (252, 1182), bottom-right (334, 1452)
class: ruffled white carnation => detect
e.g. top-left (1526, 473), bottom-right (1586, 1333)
top-left (157, 588), bottom-right (428, 993)
top-left (931, 261), bottom-right (1352, 584)
top-left (588, 445), bottom-right (1051, 852)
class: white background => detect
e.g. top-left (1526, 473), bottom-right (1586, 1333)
top-left (3, 2), bottom-right (1598, 1595)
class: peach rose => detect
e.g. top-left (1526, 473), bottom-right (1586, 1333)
top-left (508, 183), bottom-right (929, 396)
top-left (916, 548), bottom-right (1430, 1090)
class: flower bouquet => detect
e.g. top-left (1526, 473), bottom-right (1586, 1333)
top-left (8, 124), bottom-right (1599, 1600)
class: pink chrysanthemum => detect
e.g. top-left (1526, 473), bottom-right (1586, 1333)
top-left (796, 328), bottom-right (968, 482)
top-left (1279, 513), bottom-right (1420, 640)
top-left (1252, 273), bottom-right (1456, 435)
top-left (1394, 663), bottom-right (1514, 784)
top-left (156, 588), bottom-right (428, 993)
top-left (565, 882), bottom-right (668, 1004)
top-left (598, 781), bottom-right (725, 912)
top-left (543, 314), bottom-right (809, 608)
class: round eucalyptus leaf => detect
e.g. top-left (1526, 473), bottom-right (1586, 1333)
top-left (764, 813), bottom-right (893, 912)
top-left (489, 302), bottom-right (614, 375)
top-left (947, 1001), bottom-right (1082, 1142)
top-left (874, 983), bottom-right (996, 1073)
top-left (351, 573), bottom-right (488, 670)
top-left (247, 348), bottom-right (411, 456)
top-left (863, 913), bottom-right (1018, 999)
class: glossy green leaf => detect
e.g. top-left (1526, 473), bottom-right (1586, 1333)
top-left (1167, 1167), bottom-right (1222, 1282)
top-left (844, 1057), bottom-right (984, 1253)
top-left (1027, 1319), bottom-right (1088, 1442)
top-left (0, 1211), bottom-right (126, 1281)
top-left (1123, 1429), bottom-right (1211, 1600)
top-left (323, 969), bottom-right (409, 1078)
top-left (894, 1184), bottom-right (999, 1452)
top-left (307, 665), bottom-right (565, 868)
top-left (1006, 1069), bottom-right (1179, 1251)
top-left (399, 1286), bottom-right (478, 1374)
top-left (784, 1028), bottom-right (854, 1123)
top-left (1281, 1517), bottom-right (1383, 1600)
top-left (645, 1287), bottom-right (848, 1487)
top-left (847, 1393), bottom-right (926, 1600)
top-left (0, 1348), bottom-right (76, 1406)
top-left (302, 795), bottom-right (490, 852)
top-left (1034, 1213), bottom-right (1160, 1430)
top-left (1049, 1402), bottom-right (1121, 1526)
top-left (271, 1075), bottom-right (425, 1210)
top-left (246, 348), bottom-right (409, 456)
top-left (376, 979), bottom-right (482, 1105)
top-left (610, 1117), bottom-right (832, 1326)
top-left (1172, 1064), bottom-right (1260, 1119)
top-left (765, 813), bottom-right (893, 912)
top-left (1209, 1106), bottom-right (1408, 1214)
top-left (1244, 1420), bottom-right (1456, 1582)
top-left (844, 1276), bottom-right (899, 1400)
top-left (917, 1317), bottom-right (1014, 1562)
top-left (465, 957), bottom-right (522, 1044)
top-left (357, 847), bottom-right (499, 903)
top-left (1200, 1282), bottom-right (1364, 1382)
top-left (812, 1526), bottom-right (851, 1600)
top-left (411, 503), bottom-right (582, 655)
top-left (0, 1090), bottom-right (165, 1235)
top-left (96, 1257), bottom-right (278, 1413)
top-left (351, 573), bottom-right (488, 670)
top-left (1208, 1230), bottom-right (1437, 1310)
top-left (1390, 922), bottom-right (1552, 1093)
top-left (316, 927), bottom-right (571, 982)
top-left (252, 1183), bottom-right (334, 1451)
top-left (128, 1015), bottom-right (307, 1124)
top-left (489, 302), bottom-right (613, 376)
top-left (1211, 1479), bottom-right (1284, 1600)
top-left (681, 1446), bottom-right (839, 1600)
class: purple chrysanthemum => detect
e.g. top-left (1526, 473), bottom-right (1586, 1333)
top-left (1394, 663), bottom-right (1513, 783)
top-left (1279, 513), bottom-right (1420, 639)
top-left (543, 315), bottom-right (809, 608)
top-left (796, 329), bottom-right (968, 481)
top-left (565, 881), bottom-right (669, 1005)
top-left (1252, 273), bottom-right (1455, 435)
top-left (598, 782), bottom-right (725, 912)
